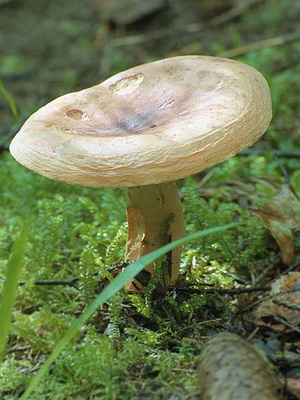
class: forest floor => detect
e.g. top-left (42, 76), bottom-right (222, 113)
top-left (0, 0), bottom-right (300, 399)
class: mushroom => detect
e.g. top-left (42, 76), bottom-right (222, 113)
top-left (9, 56), bottom-right (272, 287)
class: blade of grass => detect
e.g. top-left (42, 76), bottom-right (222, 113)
top-left (0, 78), bottom-right (18, 117)
top-left (0, 229), bottom-right (27, 363)
top-left (20, 221), bottom-right (242, 399)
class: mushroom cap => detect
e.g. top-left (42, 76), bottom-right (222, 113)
top-left (10, 56), bottom-right (272, 188)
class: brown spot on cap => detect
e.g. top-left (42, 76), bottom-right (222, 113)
top-left (66, 109), bottom-right (84, 119)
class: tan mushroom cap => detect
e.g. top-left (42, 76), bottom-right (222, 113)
top-left (9, 56), bottom-right (272, 188)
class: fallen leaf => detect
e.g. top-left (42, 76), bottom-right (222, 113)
top-left (250, 272), bottom-right (300, 331)
top-left (253, 185), bottom-right (300, 265)
top-left (277, 378), bottom-right (300, 399)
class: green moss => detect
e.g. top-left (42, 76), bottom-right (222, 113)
top-left (0, 328), bottom-right (200, 400)
top-left (1, 138), bottom-right (299, 397)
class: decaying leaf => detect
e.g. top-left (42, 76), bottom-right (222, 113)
top-left (198, 332), bottom-right (279, 400)
top-left (250, 272), bottom-right (300, 331)
top-left (278, 377), bottom-right (300, 399)
top-left (253, 184), bottom-right (300, 265)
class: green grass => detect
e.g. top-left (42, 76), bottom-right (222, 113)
top-left (0, 228), bottom-right (27, 362)
top-left (0, 78), bottom-right (18, 117)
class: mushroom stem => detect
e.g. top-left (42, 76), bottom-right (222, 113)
top-left (125, 182), bottom-right (184, 286)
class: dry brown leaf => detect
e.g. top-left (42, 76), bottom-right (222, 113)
top-left (253, 185), bottom-right (300, 265)
top-left (250, 272), bottom-right (300, 331)
top-left (278, 377), bottom-right (300, 399)
top-left (198, 332), bottom-right (279, 400)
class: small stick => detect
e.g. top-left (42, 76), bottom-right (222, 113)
top-left (111, 22), bottom-right (204, 47)
top-left (210, 0), bottom-right (263, 26)
top-left (174, 286), bottom-right (270, 295)
top-left (252, 261), bottom-right (279, 286)
top-left (273, 316), bottom-right (300, 334)
top-left (19, 277), bottom-right (81, 289)
top-left (273, 155), bottom-right (300, 200)
top-left (246, 326), bottom-right (260, 341)
top-left (284, 259), bottom-right (300, 274)
top-left (17, 263), bottom-right (127, 290)
top-left (17, 271), bottom-right (271, 296)
top-left (220, 32), bottom-right (300, 58)
top-left (111, 1), bottom-right (262, 48)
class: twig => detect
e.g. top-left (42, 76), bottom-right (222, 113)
top-left (284, 259), bottom-right (300, 274)
top-left (252, 260), bottom-right (279, 286)
top-left (225, 272), bottom-right (250, 285)
top-left (17, 267), bottom-right (271, 296)
top-left (175, 286), bottom-right (270, 295)
top-left (111, 0), bottom-right (263, 47)
top-left (273, 155), bottom-right (300, 200)
top-left (18, 263), bottom-right (127, 290)
top-left (19, 277), bottom-right (81, 289)
top-left (273, 316), bottom-right (300, 334)
top-left (111, 22), bottom-right (204, 47)
top-left (179, 318), bottom-right (227, 332)
top-left (235, 287), bottom-right (300, 317)
top-left (274, 353), bottom-right (300, 364)
top-left (220, 32), bottom-right (300, 58)
top-left (274, 154), bottom-right (291, 184)
top-left (246, 327), bottom-right (260, 341)
top-left (210, 0), bottom-right (264, 27)
top-left (273, 299), bottom-right (300, 311)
